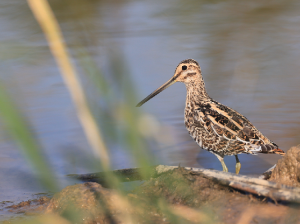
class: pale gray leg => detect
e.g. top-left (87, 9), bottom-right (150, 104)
top-left (215, 154), bottom-right (228, 172)
top-left (235, 155), bottom-right (241, 174)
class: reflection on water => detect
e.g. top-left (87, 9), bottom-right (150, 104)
top-left (0, 0), bottom-right (300, 215)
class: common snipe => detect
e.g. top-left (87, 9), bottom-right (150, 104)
top-left (137, 59), bottom-right (285, 174)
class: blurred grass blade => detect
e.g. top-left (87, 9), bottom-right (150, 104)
top-left (27, 0), bottom-right (110, 169)
top-left (0, 83), bottom-right (57, 190)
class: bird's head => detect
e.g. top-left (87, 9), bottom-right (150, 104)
top-left (136, 59), bottom-right (202, 107)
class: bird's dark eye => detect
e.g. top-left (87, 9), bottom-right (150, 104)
top-left (182, 65), bottom-right (187, 70)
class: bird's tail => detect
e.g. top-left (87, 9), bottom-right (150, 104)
top-left (273, 148), bottom-right (285, 156)
top-left (259, 144), bottom-right (285, 156)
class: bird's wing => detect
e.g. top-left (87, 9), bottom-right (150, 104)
top-left (195, 100), bottom-right (283, 154)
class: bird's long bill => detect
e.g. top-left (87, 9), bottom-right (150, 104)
top-left (136, 77), bottom-right (176, 107)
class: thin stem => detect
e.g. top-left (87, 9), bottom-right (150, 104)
top-left (27, 0), bottom-right (110, 169)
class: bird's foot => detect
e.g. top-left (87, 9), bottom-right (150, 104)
top-left (235, 162), bottom-right (241, 174)
top-left (221, 160), bottom-right (228, 172)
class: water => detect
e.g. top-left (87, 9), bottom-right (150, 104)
top-left (0, 0), bottom-right (300, 219)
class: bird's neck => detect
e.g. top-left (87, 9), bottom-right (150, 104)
top-left (185, 81), bottom-right (210, 109)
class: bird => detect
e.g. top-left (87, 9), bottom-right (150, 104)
top-left (136, 59), bottom-right (285, 174)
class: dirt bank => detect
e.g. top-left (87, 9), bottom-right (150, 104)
top-left (4, 146), bottom-right (300, 224)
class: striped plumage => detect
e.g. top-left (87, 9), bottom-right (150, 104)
top-left (137, 59), bottom-right (285, 174)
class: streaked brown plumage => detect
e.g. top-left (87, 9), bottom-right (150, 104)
top-left (137, 59), bottom-right (285, 174)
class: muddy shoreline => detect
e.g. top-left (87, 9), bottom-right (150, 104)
top-left (3, 145), bottom-right (300, 224)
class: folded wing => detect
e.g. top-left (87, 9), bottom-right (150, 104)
top-left (195, 100), bottom-right (284, 155)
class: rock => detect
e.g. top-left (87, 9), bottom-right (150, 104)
top-left (269, 145), bottom-right (300, 187)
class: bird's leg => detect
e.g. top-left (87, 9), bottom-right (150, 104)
top-left (216, 154), bottom-right (228, 172)
top-left (235, 155), bottom-right (241, 174)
